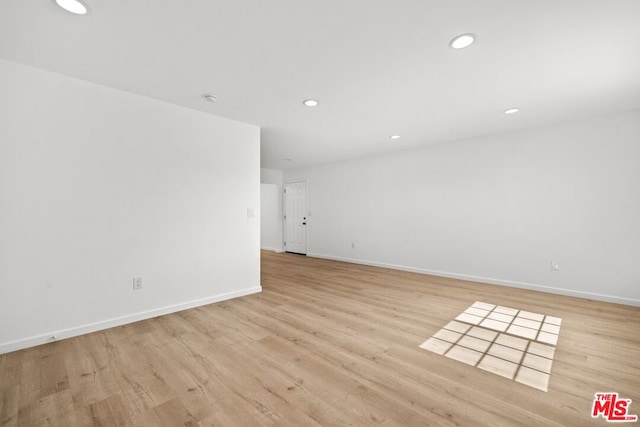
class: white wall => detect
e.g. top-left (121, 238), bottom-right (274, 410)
top-left (261, 168), bottom-right (283, 187)
top-left (0, 59), bottom-right (261, 353)
top-left (285, 109), bottom-right (640, 306)
top-left (260, 184), bottom-right (283, 252)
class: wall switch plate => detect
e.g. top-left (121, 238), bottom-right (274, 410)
top-left (247, 208), bottom-right (255, 218)
top-left (550, 261), bottom-right (559, 271)
top-left (133, 276), bottom-right (143, 290)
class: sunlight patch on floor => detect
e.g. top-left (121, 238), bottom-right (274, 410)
top-left (420, 301), bottom-right (562, 391)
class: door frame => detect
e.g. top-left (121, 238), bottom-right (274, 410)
top-left (283, 179), bottom-right (308, 255)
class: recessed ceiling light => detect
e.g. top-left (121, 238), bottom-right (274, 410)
top-left (303, 99), bottom-right (319, 107)
top-left (449, 33), bottom-right (476, 49)
top-left (55, 0), bottom-right (88, 15)
top-left (389, 135), bottom-right (401, 140)
top-left (201, 93), bottom-right (217, 103)
top-left (503, 108), bottom-right (520, 115)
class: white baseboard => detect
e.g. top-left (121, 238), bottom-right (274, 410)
top-left (0, 286), bottom-right (262, 355)
top-left (261, 246), bottom-right (283, 253)
top-left (307, 253), bottom-right (640, 307)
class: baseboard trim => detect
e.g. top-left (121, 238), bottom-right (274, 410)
top-left (0, 286), bottom-right (262, 355)
top-left (261, 246), bottom-right (283, 253)
top-left (307, 253), bottom-right (640, 307)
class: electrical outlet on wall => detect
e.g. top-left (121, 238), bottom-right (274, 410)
top-left (550, 261), bottom-right (559, 271)
top-left (133, 276), bottom-right (143, 290)
top-left (351, 242), bottom-right (356, 249)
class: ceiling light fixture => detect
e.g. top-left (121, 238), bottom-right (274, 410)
top-left (389, 135), bottom-right (401, 140)
top-left (201, 93), bottom-right (217, 103)
top-left (449, 33), bottom-right (476, 49)
top-left (303, 99), bottom-right (319, 107)
top-left (503, 108), bottom-right (520, 115)
top-left (55, 0), bottom-right (88, 15)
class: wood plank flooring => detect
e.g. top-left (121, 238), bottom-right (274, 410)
top-left (1, 250), bottom-right (639, 426)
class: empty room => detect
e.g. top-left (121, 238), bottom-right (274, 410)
top-left (1, 0), bottom-right (639, 426)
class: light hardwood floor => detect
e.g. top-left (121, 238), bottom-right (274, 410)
top-left (1, 251), bottom-right (639, 426)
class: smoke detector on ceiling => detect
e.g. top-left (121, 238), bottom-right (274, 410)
top-left (202, 93), bottom-right (218, 103)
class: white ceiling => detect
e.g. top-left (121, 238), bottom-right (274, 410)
top-left (2, 1), bottom-right (639, 170)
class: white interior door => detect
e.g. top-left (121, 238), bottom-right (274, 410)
top-left (284, 181), bottom-right (307, 254)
